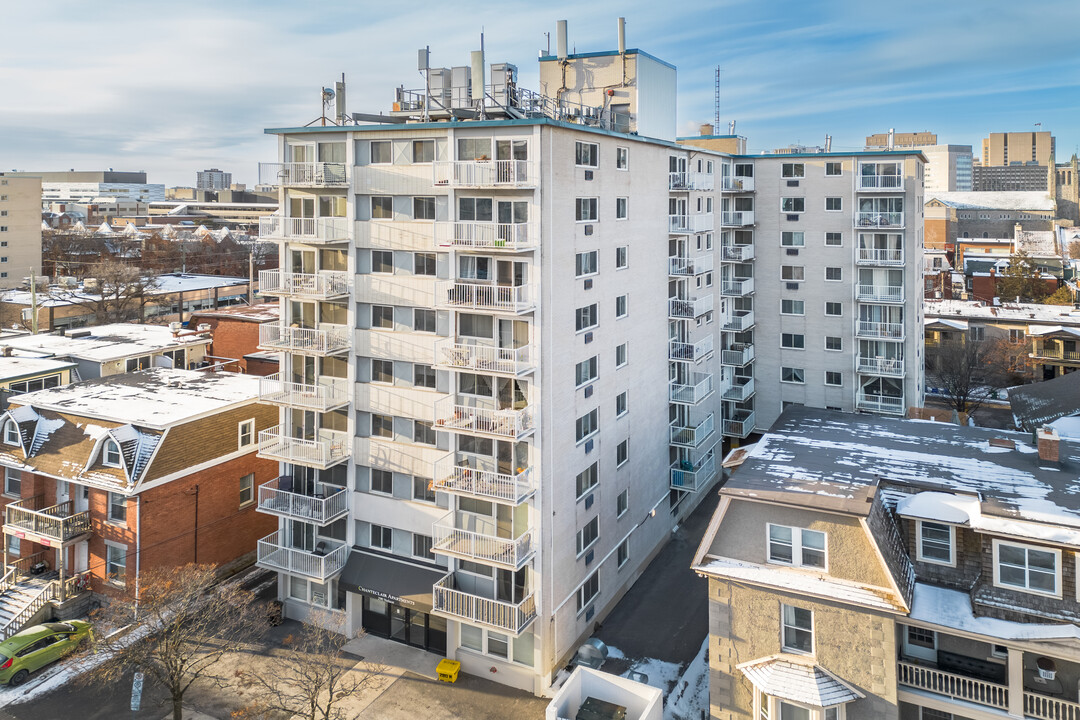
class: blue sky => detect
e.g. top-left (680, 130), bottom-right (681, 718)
top-left (2, 0), bottom-right (1078, 187)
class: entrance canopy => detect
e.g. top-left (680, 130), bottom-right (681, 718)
top-left (340, 551), bottom-right (445, 613)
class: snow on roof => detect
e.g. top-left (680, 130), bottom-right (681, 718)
top-left (1027, 325), bottom-right (1080, 338)
top-left (924, 317), bottom-right (968, 330)
top-left (0, 274), bottom-right (250, 308)
top-left (738, 656), bottom-right (863, 707)
top-left (896, 491), bottom-right (1080, 547)
top-left (924, 299), bottom-right (1080, 326)
top-left (0, 324), bottom-right (209, 363)
top-left (1016, 230), bottom-right (1059, 256)
top-left (1009, 372), bottom-right (1080, 432)
top-left (1049, 417), bottom-right (1080, 441)
top-left (188, 303), bottom-right (279, 322)
top-left (911, 583), bottom-right (1080, 641)
top-left (8, 368), bottom-right (259, 428)
top-left (929, 191), bottom-right (1055, 211)
top-left (0, 356), bottom-right (76, 381)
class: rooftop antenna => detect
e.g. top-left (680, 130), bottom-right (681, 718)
top-left (714, 65), bottom-right (721, 130)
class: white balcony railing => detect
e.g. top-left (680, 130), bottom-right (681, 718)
top-left (669, 451), bottom-right (717, 492)
top-left (433, 398), bottom-right (535, 440)
top-left (721, 211), bottom-right (755, 227)
top-left (668, 254), bottom-right (715, 276)
top-left (856, 393), bottom-right (905, 414)
top-left (434, 221), bottom-right (536, 251)
top-left (670, 413), bottom-right (715, 448)
top-left (668, 214), bottom-right (715, 234)
top-left (258, 162), bottom-right (348, 187)
top-left (723, 376), bottom-right (755, 402)
top-left (256, 427), bottom-right (350, 469)
top-left (258, 323), bottom-right (351, 355)
top-left (258, 269), bottom-right (351, 299)
top-left (256, 531), bottom-right (348, 581)
top-left (432, 511), bottom-right (534, 569)
top-left (721, 243), bottom-right (755, 262)
top-left (858, 356), bottom-right (905, 376)
top-left (434, 340), bottom-right (534, 376)
top-left (720, 176), bottom-right (755, 192)
top-left (434, 281), bottom-right (534, 314)
top-left (723, 310), bottom-right (755, 332)
top-left (897, 661), bottom-right (1007, 711)
top-left (855, 212), bottom-right (904, 228)
top-left (857, 247), bottom-right (905, 265)
top-left (857, 320), bottom-right (905, 339)
top-left (432, 160), bottom-right (536, 188)
top-left (668, 296), bottom-right (713, 319)
top-left (258, 216), bottom-right (350, 243)
top-left (721, 277), bottom-right (754, 296)
top-left (256, 477), bottom-right (348, 526)
top-left (432, 453), bottom-right (536, 505)
top-left (722, 412), bottom-right (756, 439)
top-left (433, 574), bottom-right (537, 635)
top-left (258, 373), bottom-right (350, 411)
top-left (721, 343), bottom-right (755, 367)
top-left (858, 174), bottom-right (904, 191)
top-left (1026, 692), bottom-right (1080, 719)
top-left (669, 336), bottom-right (714, 363)
top-left (669, 172), bottom-right (715, 191)
top-left (669, 373), bottom-right (714, 405)
top-left (856, 285), bottom-right (904, 303)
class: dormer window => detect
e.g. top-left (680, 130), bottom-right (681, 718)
top-left (103, 439), bottom-right (122, 468)
top-left (3, 420), bottom-right (18, 446)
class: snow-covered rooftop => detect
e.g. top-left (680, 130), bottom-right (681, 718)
top-left (924, 299), bottom-right (1080, 326)
top-left (0, 273), bottom-right (250, 308)
top-left (0, 356), bottom-right (77, 382)
top-left (0, 323), bottom-right (209, 363)
top-left (910, 583), bottom-right (1080, 641)
top-left (1016, 230), bottom-right (1059, 256)
top-left (738, 656), bottom-right (863, 707)
top-left (188, 303), bottom-right (279, 322)
top-left (929, 191), bottom-right (1055, 211)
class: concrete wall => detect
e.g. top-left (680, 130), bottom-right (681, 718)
top-left (0, 177), bottom-right (43, 289)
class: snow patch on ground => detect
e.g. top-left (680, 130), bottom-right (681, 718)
top-left (603, 639), bottom-right (709, 720)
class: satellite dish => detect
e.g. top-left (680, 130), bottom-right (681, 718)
top-left (322, 87), bottom-right (335, 99)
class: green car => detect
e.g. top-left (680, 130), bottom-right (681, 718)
top-left (0, 621), bottom-right (92, 686)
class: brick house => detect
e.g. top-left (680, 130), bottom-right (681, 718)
top-left (188, 303), bottom-right (280, 376)
top-left (0, 368), bottom-right (278, 609)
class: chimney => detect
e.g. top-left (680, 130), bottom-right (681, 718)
top-left (1037, 426), bottom-right (1060, 467)
top-left (700, 123), bottom-right (714, 137)
top-left (888, 128), bottom-right (895, 151)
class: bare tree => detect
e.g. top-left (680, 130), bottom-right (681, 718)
top-left (1069, 240), bottom-right (1080, 260)
top-left (926, 336), bottom-right (1030, 415)
top-left (42, 230), bottom-right (108, 279)
top-left (82, 564), bottom-right (264, 720)
top-left (48, 258), bottom-right (160, 324)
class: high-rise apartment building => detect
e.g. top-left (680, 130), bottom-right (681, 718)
top-left (196, 168), bottom-right (233, 190)
top-left (0, 176), bottom-right (43, 289)
top-left (249, 24), bottom-right (925, 694)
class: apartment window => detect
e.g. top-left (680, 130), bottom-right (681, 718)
top-left (413, 196), bottom-right (436, 220)
top-left (575, 356), bottom-right (598, 387)
top-left (576, 516), bottom-right (599, 555)
top-left (370, 524), bottom-right (393, 550)
top-left (413, 364), bottom-right (436, 389)
top-left (615, 246), bottom-right (628, 269)
top-left (371, 250), bottom-right (393, 274)
top-left (825, 162), bottom-right (842, 176)
top-left (825, 336), bottom-right (842, 351)
top-left (412, 477), bottom-right (436, 504)
top-left (781, 231), bottom-right (804, 247)
top-left (3, 468), bottom-right (20, 497)
top-left (781, 197), bottom-right (805, 213)
top-left (126, 355), bottom-right (152, 372)
top-left (781, 604), bottom-right (813, 654)
top-left (575, 141), bottom-right (599, 167)
top-left (458, 197), bottom-right (492, 222)
top-left (3, 420), bottom-right (19, 446)
top-left (781, 299), bottom-right (804, 315)
top-left (616, 147), bottom-right (628, 169)
top-left (917, 521), bottom-right (955, 565)
top-left (615, 343), bottom-right (628, 367)
top-left (459, 373), bottom-right (493, 397)
top-left (457, 137), bottom-right (491, 161)
top-left (414, 308), bottom-right (436, 333)
top-left (781, 266), bottom-right (804, 282)
top-left (576, 409), bottom-right (599, 443)
top-left (825, 197), bottom-right (842, 211)
top-left (414, 252), bottom-right (436, 276)
top-left (371, 359), bottom-right (394, 384)
top-left (825, 371), bottom-right (842, 386)
top-left (413, 420), bottom-right (436, 446)
top-left (575, 251), bottom-right (598, 277)
top-left (781, 163), bottom-right (805, 178)
top-left (616, 440), bottom-right (628, 467)
top-left (617, 489), bottom-right (629, 518)
top-left (615, 295), bottom-right (628, 318)
top-left (781, 367), bottom-right (805, 384)
top-left (576, 197), bottom-right (598, 222)
top-left (781, 334), bottom-right (805, 349)
top-left (969, 326), bottom-right (985, 342)
top-left (108, 492), bottom-right (127, 524)
top-left (239, 474), bottom-right (254, 507)
top-left (370, 140), bottom-right (392, 164)
top-left (371, 196), bottom-right (393, 219)
top-left (576, 463), bottom-right (598, 498)
top-left (1009, 328), bottom-right (1025, 343)
top-left (413, 533), bottom-right (435, 560)
top-left (576, 304), bottom-right (598, 332)
top-left (825, 267), bottom-right (842, 281)
top-left (824, 302), bottom-right (842, 316)
top-left (412, 139), bottom-right (435, 163)
top-left (371, 305), bottom-right (394, 329)
top-left (616, 197), bottom-right (628, 220)
top-left (615, 391), bottom-right (628, 417)
top-left (617, 539), bottom-right (630, 567)
top-left (994, 540), bottom-right (1058, 596)
top-left (371, 413), bottom-right (393, 439)
top-left (106, 542), bottom-right (126, 585)
top-left (238, 419), bottom-right (255, 448)
top-left (577, 571), bottom-right (600, 612)
top-left (103, 440), bottom-right (122, 468)
top-left (825, 232), bottom-right (842, 246)
top-left (371, 469), bottom-right (393, 495)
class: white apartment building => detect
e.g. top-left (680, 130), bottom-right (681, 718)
top-left (0, 176), bottom-right (43, 289)
top-left (196, 168), bottom-right (232, 190)
top-left (250, 25), bottom-right (926, 695)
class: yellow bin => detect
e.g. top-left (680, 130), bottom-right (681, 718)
top-left (437, 659), bottom-right (461, 683)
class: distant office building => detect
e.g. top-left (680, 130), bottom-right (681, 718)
top-left (196, 168), bottom-right (232, 190)
top-left (0, 176), bottom-right (43, 289)
top-left (865, 133), bottom-right (972, 192)
top-left (972, 163), bottom-right (1051, 191)
top-left (981, 130), bottom-right (1055, 167)
top-left (0, 170), bottom-right (165, 205)
top-left (865, 131), bottom-right (938, 148)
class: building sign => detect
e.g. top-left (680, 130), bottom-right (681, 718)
top-left (355, 584), bottom-right (417, 607)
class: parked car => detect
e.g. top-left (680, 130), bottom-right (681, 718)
top-left (0, 621), bottom-right (92, 686)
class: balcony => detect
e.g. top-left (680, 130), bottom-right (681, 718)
top-left (258, 269), bottom-right (351, 300)
top-left (856, 285), bottom-right (904, 303)
top-left (720, 176), bottom-right (755, 192)
top-left (857, 320), bottom-right (905, 340)
top-left (434, 281), bottom-right (534, 314)
top-left (721, 343), bottom-right (755, 367)
top-left (4, 497), bottom-right (90, 547)
top-left (432, 160), bottom-right (536, 188)
top-left (722, 411), bottom-right (756, 439)
top-left (258, 162), bottom-right (348, 187)
top-left (721, 277), bottom-right (754, 296)
top-left (259, 323), bottom-right (350, 355)
top-left (670, 413), bottom-right (716, 449)
top-left (433, 397), bottom-right (535, 441)
top-left (668, 254), bottom-right (715, 276)
top-left (668, 214), bottom-right (715, 234)
top-left (256, 477), bottom-right (348, 525)
top-left (857, 174), bottom-right (904, 191)
top-left (723, 376), bottom-right (755, 402)
top-left (723, 310), bottom-right (755, 332)
top-left (668, 296), bottom-right (713, 320)
top-left (431, 511), bottom-right (534, 570)
top-left (433, 574), bottom-right (537, 635)
top-left (1033, 345), bottom-right (1080, 362)
top-left (669, 172), bottom-right (715, 191)
top-left (855, 212), bottom-right (904, 228)
top-left (721, 211), bottom-right (755, 227)
top-left (432, 452), bottom-right (536, 505)
top-left (256, 427), bottom-right (350, 469)
top-left (669, 336), bottom-right (714, 363)
top-left (858, 356), bottom-right (905, 377)
top-left (434, 221), bottom-right (536, 252)
top-left (255, 531), bottom-right (347, 582)
top-left (669, 450), bottom-right (717, 492)
top-left (857, 247), bottom-right (905, 265)
top-left (258, 216), bottom-right (350, 244)
top-left (721, 243), bottom-right (755, 262)
top-left (669, 372), bottom-right (714, 405)
top-left (434, 340), bottom-right (534, 376)
top-left (856, 392), bottom-right (904, 414)
top-left (259, 373), bottom-right (349, 412)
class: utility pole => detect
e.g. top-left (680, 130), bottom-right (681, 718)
top-left (29, 269), bottom-right (38, 335)
top-left (248, 250), bottom-right (255, 305)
